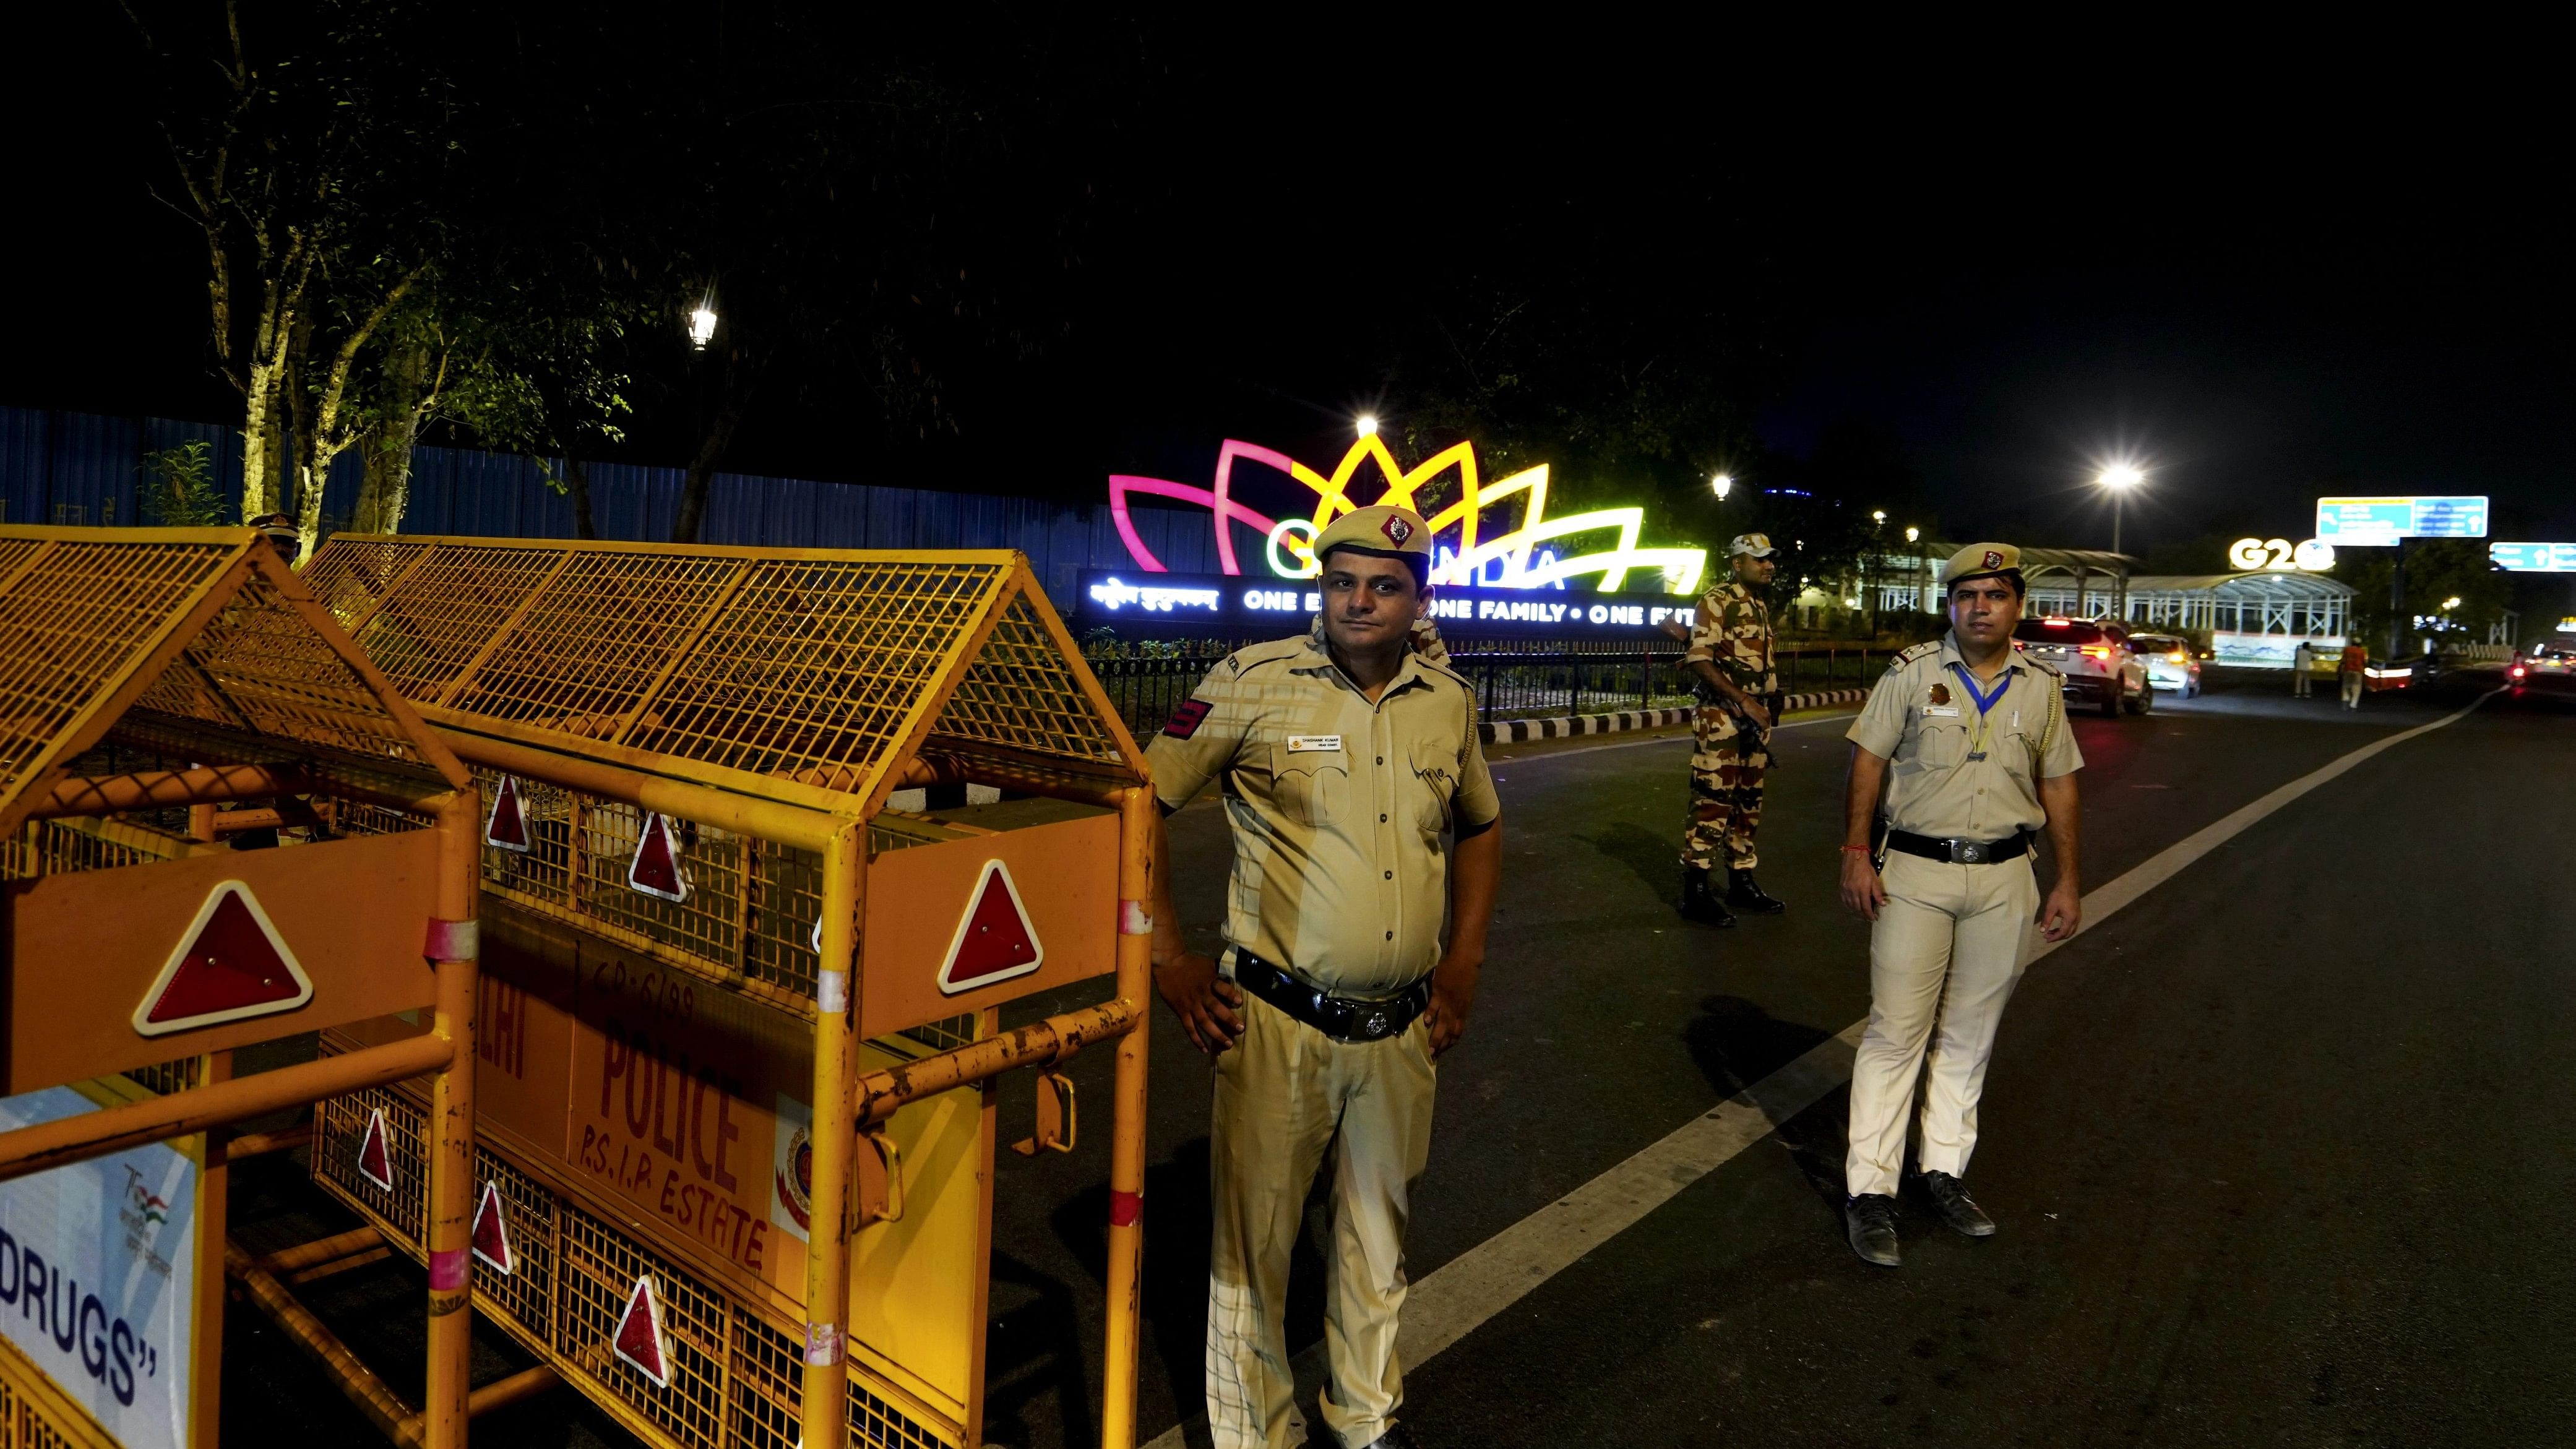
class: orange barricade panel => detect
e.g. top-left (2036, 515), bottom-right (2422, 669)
top-left (4, 830), bottom-right (444, 1094)
top-left (860, 814), bottom-right (1119, 1034)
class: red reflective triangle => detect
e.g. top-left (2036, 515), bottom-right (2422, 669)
top-left (613, 1275), bottom-right (672, 1388)
top-left (485, 775), bottom-right (531, 853)
top-left (471, 1180), bottom-right (515, 1275)
top-left (132, 880), bottom-right (314, 1036)
top-left (356, 1107), bottom-right (395, 1192)
top-left (936, 860), bottom-right (1045, 995)
top-left (627, 812), bottom-right (687, 903)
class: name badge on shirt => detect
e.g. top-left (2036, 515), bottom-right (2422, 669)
top-left (1922, 705), bottom-right (1960, 718)
top-left (1286, 735), bottom-right (1344, 753)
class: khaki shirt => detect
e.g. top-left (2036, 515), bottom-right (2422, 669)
top-left (1145, 633), bottom-right (1502, 994)
top-left (1683, 581), bottom-right (1778, 695)
top-left (1846, 634), bottom-right (2083, 840)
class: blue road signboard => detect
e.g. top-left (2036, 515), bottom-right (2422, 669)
top-left (2315, 496), bottom-right (2489, 544)
top-left (2491, 542), bottom-right (2576, 573)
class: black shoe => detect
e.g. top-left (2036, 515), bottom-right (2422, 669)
top-left (1725, 868), bottom-right (1786, 914)
top-left (1845, 1193), bottom-right (1900, 1266)
top-left (1919, 1171), bottom-right (1996, 1237)
top-left (1679, 866), bottom-right (1736, 927)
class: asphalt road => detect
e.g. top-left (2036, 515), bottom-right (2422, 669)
top-left (217, 666), bottom-right (2576, 1448)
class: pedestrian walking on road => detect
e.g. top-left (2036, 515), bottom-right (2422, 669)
top-left (1836, 543), bottom-right (2085, 1268)
top-left (1143, 504), bottom-right (1504, 1449)
top-left (2293, 639), bottom-right (2315, 697)
top-left (1669, 533), bottom-right (1788, 926)
top-left (2340, 640), bottom-right (2369, 708)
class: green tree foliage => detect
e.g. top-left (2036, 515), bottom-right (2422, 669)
top-left (138, 441), bottom-right (228, 527)
top-left (2335, 538), bottom-right (2510, 651)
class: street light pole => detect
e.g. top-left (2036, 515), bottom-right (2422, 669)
top-left (2096, 465), bottom-right (2144, 623)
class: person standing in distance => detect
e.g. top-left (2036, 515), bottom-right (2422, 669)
top-left (1143, 503), bottom-right (1504, 1449)
top-left (1665, 533), bottom-right (1786, 925)
top-left (2292, 638), bottom-right (2316, 698)
top-left (2339, 639), bottom-right (2369, 708)
top-left (1836, 543), bottom-right (2083, 1267)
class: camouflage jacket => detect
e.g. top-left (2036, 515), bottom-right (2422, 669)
top-left (1684, 582), bottom-right (1778, 696)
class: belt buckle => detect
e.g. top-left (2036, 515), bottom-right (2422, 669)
top-left (1359, 1008), bottom-right (1391, 1039)
top-left (1951, 839), bottom-right (1986, 864)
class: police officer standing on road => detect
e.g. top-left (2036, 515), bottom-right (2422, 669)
top-left (1837, 543), bottom-right (2084, 1268)
top-left (1143, 504), bottom-right (1504, 1449)
top-left (1669, 533), bottom-right (1788, 926)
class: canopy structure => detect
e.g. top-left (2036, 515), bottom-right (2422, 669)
top-left (302, 535), bottom-right (1146, 820)
top-left (0, 525), bottom-right (467, 840)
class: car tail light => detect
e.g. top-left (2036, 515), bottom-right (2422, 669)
top-left (2042, 617), bottom-right (2072, 627)
top-left (2081, 646), bottom-right (2110, 659)
top-left (2166, 651), bottom-right (2188, 663)
top-left (2512, 665), bottom-right (2527, 678)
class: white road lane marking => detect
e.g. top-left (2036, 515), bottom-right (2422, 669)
top-left (1142, 689), bottom-right (2497, 1448)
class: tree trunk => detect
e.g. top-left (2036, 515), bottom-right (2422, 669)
top-left (670, 402), bottom-right (746, 544)
top-left (351, 340), bottom-right (431, 535)
top-left (561, 452), bottom-right (599, 540)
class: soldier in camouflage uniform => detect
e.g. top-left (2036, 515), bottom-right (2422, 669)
top-left (1676, 533), bottom-right (1786, 926)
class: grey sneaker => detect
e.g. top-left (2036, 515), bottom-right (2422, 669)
top-left (1920, 1171), bottom-right (1997, 1237)
top-left (1845, 1193), bottom-right (1900, 1266)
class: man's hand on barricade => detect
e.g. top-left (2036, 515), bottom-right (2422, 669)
top-left (1423, 955), bottom-right (1480, 1058)
top-left (1154, 951), bottom-right (1244, 1056)
top-left (1839, 850), bottom-right (1886, 921)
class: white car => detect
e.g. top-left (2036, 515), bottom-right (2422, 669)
top-left (2012, 616), bottom-right (2153, 716)
top-left (2127, 632), bottom-right (2203, 699)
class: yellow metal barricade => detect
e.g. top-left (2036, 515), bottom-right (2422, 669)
top-left (0, 526), bottom-right (483, 1449)
top-left (300, 535), bottom-right (1155, 1449)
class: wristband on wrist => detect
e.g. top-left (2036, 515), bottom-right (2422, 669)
top-left (1837, 844), bottom-right (1872, 854)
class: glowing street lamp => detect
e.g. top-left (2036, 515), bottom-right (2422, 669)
top-left (1872, 509), bottom-right (1887, 524)
top-left (2096, 464), bottom-right (2145, 554)
top-left (687, 300), bottom-right (719, 350)
top-left (2442, 595), bottom-right (2463, 612)
top-left (1355, 415), bottom-right (1379, 438)
top-left (1904, 525), bottom-right (1919, 544)
top-left (1711, 472), bottom-right (1733, 500)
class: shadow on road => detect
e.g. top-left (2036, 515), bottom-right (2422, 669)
top-left (1576, 819), bottom-right (1681, 906)
top-left (1682, 994), bottom-right (1850, 1221)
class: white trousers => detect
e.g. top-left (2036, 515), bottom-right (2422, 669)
top-left (1844, 851), bottom-right (2039, 1198)
top-left (1206, 994), bottom-right (1436, 1449)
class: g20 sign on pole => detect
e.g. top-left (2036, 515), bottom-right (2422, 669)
top-left (2313, 496), bottom-right (2489, 545)
top-left (2489, 542), bottom-right (2576, 572)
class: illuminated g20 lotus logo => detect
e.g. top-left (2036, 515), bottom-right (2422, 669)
top-left (2228, 537), bottom-right (2336, 572)
top-left (1109, 436), bottom-right (1708, 594)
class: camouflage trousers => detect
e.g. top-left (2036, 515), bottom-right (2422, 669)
top-left (1682, 705), bottom-right (1770, 871)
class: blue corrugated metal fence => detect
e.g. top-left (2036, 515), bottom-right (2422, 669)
top-left (0, 405), bottom-right (1223, 606)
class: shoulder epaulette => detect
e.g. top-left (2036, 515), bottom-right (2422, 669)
top-left (1224, 636), bottom-right (1312, 677)
top-left (2025, 655), bottom-right (2064, 678)
top-left (1890, 640), bottom-right (1942, 671)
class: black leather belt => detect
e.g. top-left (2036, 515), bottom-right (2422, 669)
top-left (1232, 952), bottom-right (1431, 1043)
top-left (1884, 829), bottom-right (2030, 865)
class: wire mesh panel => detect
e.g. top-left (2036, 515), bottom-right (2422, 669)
top-left (299, 536), bottom-right (435, 635)
top-left (314, 1080), bottom-right (430, 1244)
top-left (447, 551), bottom-right (751, 728)
top-left (128, 565), bottom-right (437, 768)
top-left (350, 543), bottom-right (567, 703)
top-left (0, 533), bottom-right (236, 798)
top-left (620, 557), bottom-right (1007, 780)
top-left (304, 536), bottom-right (1146, 809)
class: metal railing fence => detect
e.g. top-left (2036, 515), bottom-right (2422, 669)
top-left (1079, 635), bottom-right (1902, 737)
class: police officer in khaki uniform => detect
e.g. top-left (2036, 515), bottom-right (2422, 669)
top-left (1837, 543), bottom-right (2084, 1267)
top-left (1673, 532), bottom-right (1787, 924)
top-left (1144, 504), bottom-right (1504, 1449)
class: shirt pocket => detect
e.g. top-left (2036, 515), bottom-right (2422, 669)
top-left (1908, 716), bottom-right (1971, 771)
top-left (1270, 744), bottom-right (1350, 829)
top-left (1406, 745), bottom-right (1457, 836)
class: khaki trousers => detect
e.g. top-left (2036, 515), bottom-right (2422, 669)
top-left (1207, 992), bottom-right (1436, 1449)
top-left (2340, 671), bottom-right (2364, 707)
top-left (1844, 851), bottom-right (2038, 1198)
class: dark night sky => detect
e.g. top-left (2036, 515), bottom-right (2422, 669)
top-left (11, 11), bottom-right (2569, 585)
